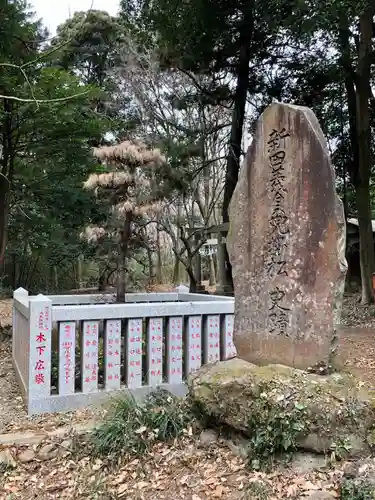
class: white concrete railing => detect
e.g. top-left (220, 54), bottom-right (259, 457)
top-left (12, 287), bottom-right (236, 415)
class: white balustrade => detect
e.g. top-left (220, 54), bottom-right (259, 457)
top-left (12, 287), bottom-right (235, 415)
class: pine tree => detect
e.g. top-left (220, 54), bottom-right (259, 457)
top-left (82, 140), bottom-right (166, 300)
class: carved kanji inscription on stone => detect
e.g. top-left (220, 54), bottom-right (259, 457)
top-left (228, 103), bottom-right (347, 369)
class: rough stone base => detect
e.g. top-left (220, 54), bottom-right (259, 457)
top-left (188, 358), bottom-right (375, 457)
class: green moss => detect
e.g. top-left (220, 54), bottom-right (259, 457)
top-left (366, 427), bottom-right (375, 447)
top-left (190, 359), bottom-right (375, 459)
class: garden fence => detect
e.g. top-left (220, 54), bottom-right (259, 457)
top-left (12, 287), bottom-right (236, 415)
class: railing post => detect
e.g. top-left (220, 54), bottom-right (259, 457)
top-left (175, 284), bottom-right (189, 294)
top-left (28, 294), bottom-right (52, 414)
top-left (12, 288), bottom-right (29, 361)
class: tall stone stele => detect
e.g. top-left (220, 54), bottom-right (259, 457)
top-left (227, 103), bottom-right (347, 370)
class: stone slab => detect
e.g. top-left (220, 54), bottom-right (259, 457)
top-left (228, 102), bottom-right (347, 369)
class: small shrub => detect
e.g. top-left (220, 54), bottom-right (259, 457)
top-left (240, 480), bottom-right (272, 499)
top-left (247, 389), bottom-right (308, 469)
top-left (144, 390), bottom-right (192, 441)
top-left (340, 479), bottom-right (375, 500)
top-left (0, 462), bottom-right (10, 474)
top-left (91, 389), bottom-right (193, 458)
top-left (85, 474), bottom-right (118, 500)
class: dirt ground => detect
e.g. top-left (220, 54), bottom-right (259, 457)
top-left (1, 432), bottom-right (352, 500)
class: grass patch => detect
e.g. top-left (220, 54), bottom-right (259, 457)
top-left (91, 389), bottom-right (193, 458)
top-left (340, 479), bottom-right (375, 500)
top-left (83, 474), bottom-right (118, 500)
top-left (246, 387), bottom-right (308, 470)
top-left (240, 480), bottom-right (272, 499)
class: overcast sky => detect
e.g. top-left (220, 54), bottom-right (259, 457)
top-left (31, 0), bottom-right (120, 34)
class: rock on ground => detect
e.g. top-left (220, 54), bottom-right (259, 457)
top-left (303, 492), bottom-right (336, 500)
top-left (199, 429), bottom-right (219, 447)
top-left (38, 443), bottom-right (59, 461)
top-left (288, 453), bottom-right (327, 475)
top-left (17, 449), bottom-right (35, 463)
top-left (189, 358), bottom-right (375, 457)
top-left (0, 448), bottom-right (16, 468)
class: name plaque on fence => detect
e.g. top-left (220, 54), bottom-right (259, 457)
top-left (59, 321), bottom-right (76, 395)
top-left (105, 320), bottom-right (121, 390)
top-left (167, 317), bottom-right (183, 384)
top-left (147, 318), bottom-right (163, 386)
top-left (29, 297), bottom-right (52, 399)
top-left (205, 315), bottom-right (220, 363)
top-left (186, 316), bottom-right (202, 374)
top-left (126, 318), bottom-right (143, 388)
top-left (81, 321), bottom-right (99, 393)
top-left (223, 315), bottom-right (237, 359)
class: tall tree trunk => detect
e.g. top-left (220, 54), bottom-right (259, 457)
top-left (117, 214), bottom-right (132, 302)
top-left (208, 254), bottom-right (216, 286)
top-left (53, 265), bottom-right (59, 291)
top-left (0, 177), bottom-right (10, 268)
top-left (156, 221), bottom-right (162, 284)
top-left (147, 245), bottom-right (155, 285)
top-left (355, 6), bottom-right (375, 304)
top-left (98, 263), bottom-right (107, 291)
top-left (11, 252), bottom-right (16, 289)
top-left (117, 238), bottom-right (127, 302)
top-left (0, 97), bottom-right (14, 268)
top-left (221, 5), bottom-right (253, 292)
top-left (77, 255), bottom-right (84, 289)
top-left (339, 12), bottom-right (374, 304)
top-left (173, 203), bottom-right (182, 283)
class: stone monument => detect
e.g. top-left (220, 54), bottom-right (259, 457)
top-left (227, 103), bottom-right (347, 370)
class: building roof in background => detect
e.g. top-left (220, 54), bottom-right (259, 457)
top-left (347, 218), bottom-right (375, 232)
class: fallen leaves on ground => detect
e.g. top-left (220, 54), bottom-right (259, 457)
top-left (0, 435), bottom-right (348, 500)
top-left (0, 299), bottom-right (12, 328)
top-left (341, 293), bottom-right (375, 328)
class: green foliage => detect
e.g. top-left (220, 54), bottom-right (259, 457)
top-left (53, 10), bottom-right (123, 86)
top-left (91, 390), bottom-right (193, 458)
top-left (0, 1), bottom-right (117, 293)
top-left (240, 480), bottom-right (272, 500)
top-left (4, 66), bottom-right (109, 291)
top-left (340, 479), bottom-right (375, 500)
top-left (246, 392), bottom-right (308, 469)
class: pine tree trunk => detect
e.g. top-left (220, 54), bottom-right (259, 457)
top-left (356, 186), bottom-right (374, 303)
top-left (77, 255), bottom-right (84, 289)
top-left (98, 264), bottom-right (107, 291)
top-left (208, 254), bottom-right (216, 286)
top-left (172, 255), bottom-right (180, 284)
top-left (221, 5), bottom-right (253, 292)
top-left (147, 246), bottom-right (155, 285)
top-left (117, 215), bottom-right (131, 303)
top-left (339, 9), bottom-right (374, 304)
top-left (355, 6), bottom-right (375, 304)
top-left (156, 223), bottom-right (162, 284)
top-left (117, 239), bottom-right (126, 303)
top-left (173, 203), bottom-right (182, 284)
